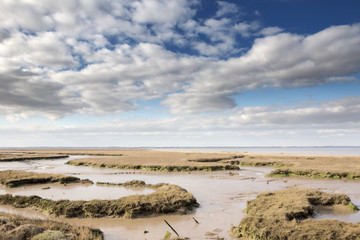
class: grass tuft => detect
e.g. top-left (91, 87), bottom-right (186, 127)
top-left (0, 170), bottom-right (93, 188)
top-left (0, 212), bottom-right (103, 240)
top-left (0, 182), bottom-right (199, 219)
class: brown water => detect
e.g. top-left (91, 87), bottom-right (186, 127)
top-left (0, 183), bottom-right (154, 201)
top-left (0, 156), bottom-right (360, 239)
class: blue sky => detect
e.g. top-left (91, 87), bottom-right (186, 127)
top-left (0, 0), bottom-right (360, 147)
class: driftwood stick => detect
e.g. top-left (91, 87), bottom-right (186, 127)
top-left (164, 219), bottom-right (179, 237)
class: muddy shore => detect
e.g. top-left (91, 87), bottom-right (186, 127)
top-left (2, 149), bottom-right (360, 178)
top-left (0, 149), bottom-right (360, 239)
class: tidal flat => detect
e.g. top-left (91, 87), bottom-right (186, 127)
top-left (0, 149), bottom-right (360, 239)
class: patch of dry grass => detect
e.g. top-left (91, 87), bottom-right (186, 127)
top-left (0, 148), bottom-right (125, 157)
top-left (66, 150), bottom-right (241, 172)
top-left (230, 152), bottom-right (360, 180)
top-left (0, 153), bottom-right (67, 162)
top-left (268, 168), bottom-right (360, 180)
top-left (0, 170), bottom-right (93, 188)
top-left (0, 212), bottom-right (103, 240)
top-left (65, 150), bottom-right (360, 177)
top-left (2, 149), bottom-right (360, 179)
top-left (0, 182), bottom-right (198, 218)
top-left (231, 188), bottom-right (360, 240)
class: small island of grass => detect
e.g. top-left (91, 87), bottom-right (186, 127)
top-left (231, 188), bottom-right (360, 240)
top-left (0, 212), bottom-right (103, 240)
top-left (0, 170), bottom-right (93, 188)
top-left (0, 181), bottom-right (198, 219)
top-left (66, 150), bottom-right (241, 172)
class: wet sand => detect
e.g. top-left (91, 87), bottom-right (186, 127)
top-left (0, 152), bottom-right (359, 239)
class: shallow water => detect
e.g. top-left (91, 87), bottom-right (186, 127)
top-left (0, 183), bottom-right (154, 201)
top-left (314, 205), bottom-right (360, 222)
top-left (0, 156), bottom-right (359, 239)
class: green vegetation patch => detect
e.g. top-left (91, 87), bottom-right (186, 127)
top-left (188, 155), bottom-right (244, 163)
top-left (231, 188), bottom-right (360, 240)
top-left (67, 161), bottom-right (238, 172)
top-left (0, 212), bottom-right (103, 240)
top-left (96, 180), bottom-right (165, 188)
top-left (0, 170), bottom-right (93, 188)
top-left (268, 168), bottom-right (360, 180)
top-left (0, 153), bottom-right (68, 162)
top-left (238, 161), bottom-right (287, 168)
top-left (0, 183), bottom-right (198, 219)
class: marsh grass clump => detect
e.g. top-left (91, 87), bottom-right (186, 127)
top-left (268, 169), bottom-right (360, 180)
top-left (0, 170), bottom-right (93, 188)
top-left (96, 180), bottom-right (166, 188)
top-left (65, 150), bottom-right (242, 172)
top-left (0, 183), bottom-right (198, 219)
top-left (0, 212), bottom-right (103, 240)
top-left (67, 161), bottom-right (239, 172)
top-left (0, 153), bottom-right (68, 162)
top-left (232, 188), bottom-right (360, 240)
top-left (188, 155), bottom-right (244, 163)
top-left (238, 161), bottom-right (287, 168)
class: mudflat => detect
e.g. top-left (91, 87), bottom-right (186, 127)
top-left (1, 148), bottom-right (360, 239)
top-left (1, 148), bottom-right (359, 170)
top-left (0, 212), bottom-right (103, 240)
top-left (59, 149), bottom-right (360, 178)
top-left (2, 148), bottom-right (360, 177)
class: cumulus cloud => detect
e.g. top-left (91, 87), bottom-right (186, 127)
top-left (132, 0), bottom-right (196, 24)
top-left (232, 97), bottom-right (360, 126)
top-left (0, 0), bottom-right (359, 120)
top-left (0, 32), bottom-right (77, 70)
top-left (165, 24), bottom-right (360, 113)
top-left (0, 69), bottom-right (83, 119)
top-left (163, 91), bottom-right (236, 114)
top-left (258, 26), bottom-right (284, 36)
top-left (191, 18), bottom-right (260, 56)
top-left (1, 96), bottom-right (360, 147)
top-left (215, 1), bottom-right (239, 18)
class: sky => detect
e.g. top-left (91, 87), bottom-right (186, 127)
top-left (1, 0), bottom-right (360, 147)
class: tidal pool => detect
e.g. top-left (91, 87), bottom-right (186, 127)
top-left (0, 156), bottom-right (359, 240)
top-left (0, 183), bottom-right (155, 201)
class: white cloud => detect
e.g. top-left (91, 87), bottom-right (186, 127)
top-left (47, 43), bottom-right (208, 115)
top-left (163, 92), bottom-right (236, 114)
top-left (0, 31), bottom-right (77, 70)
top-left (215, 1), bottom-right (239, 18)
top-left (1, 96), bottom-right (360, 147)
top-left (132, 0), bottom-right (196, 24)
top-left (0, 69), bottom-right (82, 119)
top-left (233, 97), bottom-right (360, 125)
top-left (164, 24), bottom-right (360, 113)
top-left (0, 0), bottom-right (359, 120)
top-left (258, 26), bottom-right (284, 36)
top-left (188, 18), bottom-right (260, 56)
top-left (1, 23), bottom-right (360, 117)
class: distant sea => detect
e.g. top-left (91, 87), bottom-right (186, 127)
top-left (150, 147), bottom-right (360, 156)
